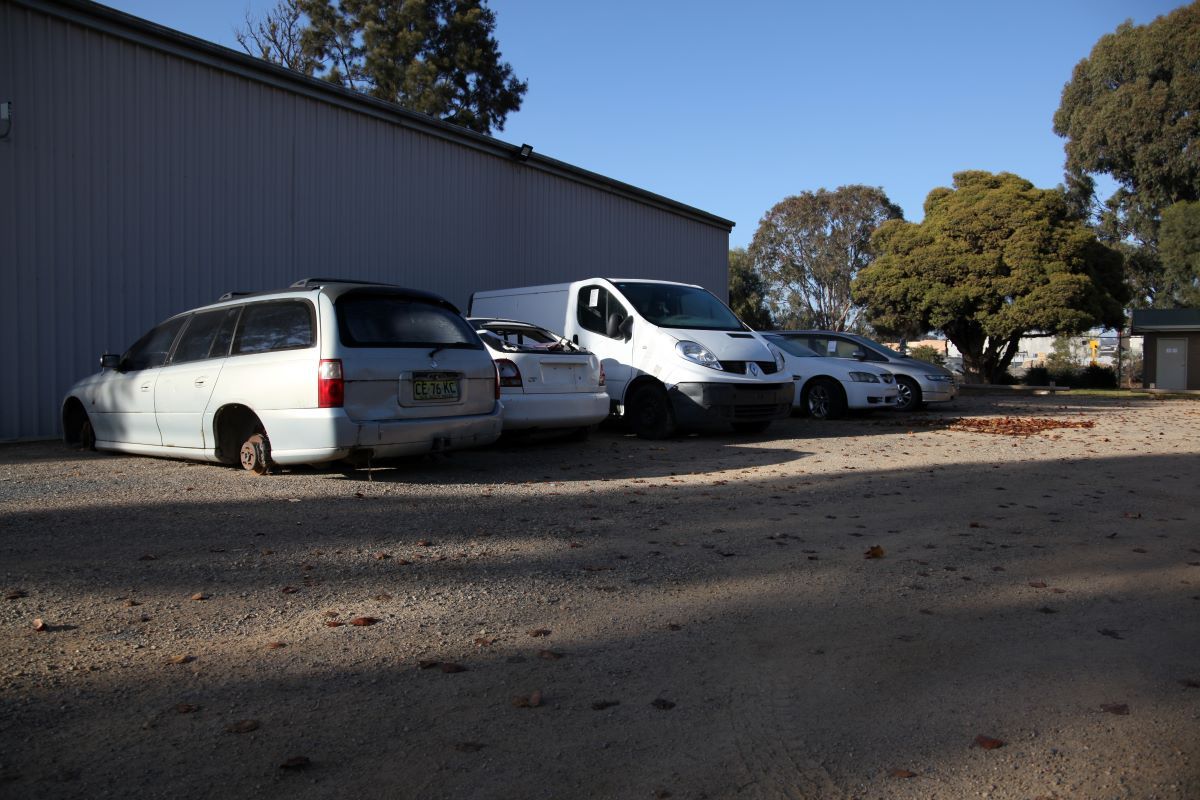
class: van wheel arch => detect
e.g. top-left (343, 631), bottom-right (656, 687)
top-left (623, 378), bottom-right (676, 439)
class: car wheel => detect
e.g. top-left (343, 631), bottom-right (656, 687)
top-left (239, 432), bottom-right (272, 475)
top-left (895, 376), bottom-right (924, 412)
top-left (731, 420), bottom-right (771, 434)
top-left (78, 416), bottom-right (96, 451)
top-left (627, 384), bottom-right (676, 439)
top-left (805, 378), bottom-right (847, 420)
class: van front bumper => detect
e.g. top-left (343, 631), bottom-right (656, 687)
top-left (667, 382), bottom-right (792, 429)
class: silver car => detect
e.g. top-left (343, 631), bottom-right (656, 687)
top-left (61, 279), bottom-right (503, 473)
top-left (769, 330), bottom-right (958, 412)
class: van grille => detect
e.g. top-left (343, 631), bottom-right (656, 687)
top-left (719, 360), bottom-right (780, 375)
top-left (733, 403), bottom-right (787, 420)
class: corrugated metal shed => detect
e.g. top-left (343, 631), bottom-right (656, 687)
top-left (0, 0), bottom-right (733, 440)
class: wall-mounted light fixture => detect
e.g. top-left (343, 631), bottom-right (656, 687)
top-left (515, 143), bottom-right (532, 161)
top-left (0, 102), bottom-right (11, 140)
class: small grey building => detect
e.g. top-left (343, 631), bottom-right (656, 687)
top-left (0, 0), bottom-right (733, 440)
top-left (1131, 309), bottom-right (1200, 391)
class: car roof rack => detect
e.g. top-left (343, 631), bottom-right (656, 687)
top-left (290, 277), bottom-right (400, 288)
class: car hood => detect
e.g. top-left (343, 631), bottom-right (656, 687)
top-left (899, 356), bottom-right (952, 376)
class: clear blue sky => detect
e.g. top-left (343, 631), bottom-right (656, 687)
top-left (104, 0), bottom-right (1185, 247)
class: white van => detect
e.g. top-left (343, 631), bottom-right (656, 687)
top-left (468, 278), bottom-right (792, 438)
top-left (62, 279), bottom-right (503, 472)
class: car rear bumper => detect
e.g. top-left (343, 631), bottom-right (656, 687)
top-left (261, 405), bottom-right (503, 464)
top-left (667, 382), bottom-right (792, 428)
top-left (500, 391), bottom-right (610, 430)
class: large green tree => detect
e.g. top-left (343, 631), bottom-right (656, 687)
top-left (1160, 199), bottom-right (1200, 305)
top-left (853, 171), bottom-right (1128, 383)
top-left (750, 185), bottom-right (902, 331)
top-left (727, 248), bottom-right (773, 329)
top-left (239, 0), bottom-right (526, 134)
top-left (1053, 2), bottom-right (1200, 305)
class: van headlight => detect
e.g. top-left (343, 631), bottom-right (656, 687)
top-left (769, 343), bottom-right (786, 372)
top-left (676, 341), bottom-right (723, 370)
top-left (848, 371), bottom-right (880, 383)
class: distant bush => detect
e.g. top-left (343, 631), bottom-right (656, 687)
top-left (907, 344), bottom-right (945, 366)
top-left (1077, 364), bottom-right (1118, 389)
top-left (1024, 366), bottom-right (1050, 386)
top-left (1024, 365), bottom-right (1117, 388)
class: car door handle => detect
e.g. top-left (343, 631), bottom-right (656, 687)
top-left (140, 382), bottom-right (152, 392)
top-left (193, 377), bottom-right (208, 388)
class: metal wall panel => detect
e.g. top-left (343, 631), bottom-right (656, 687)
top-left (0, 0), bottom-right (731, 440)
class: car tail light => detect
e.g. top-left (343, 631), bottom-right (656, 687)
top-left (599, 364), bottom-right (606, 387)
top-left (496, 359), bottom-right (522, 388)
top-left (318, 359), bottom-right (344, 408)
top-left (493, 361), bottom-right (500, 399)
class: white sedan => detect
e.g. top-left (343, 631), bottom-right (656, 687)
top-left (468, 317), bottom-right (610, 437)
top-left (764, 333), bottom-right (899, 419)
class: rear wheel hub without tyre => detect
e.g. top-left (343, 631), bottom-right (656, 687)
top-left (239, 433), bottom-right (271, 475)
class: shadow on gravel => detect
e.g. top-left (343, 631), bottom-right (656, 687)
top-left (1, 402), bottom-right (1198, 799)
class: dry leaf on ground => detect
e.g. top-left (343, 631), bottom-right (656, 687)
top-left (527, 628), bottom-right (551, 637)
top-left (863, 545), bottom-right (885, 559)
top-left (349, 616), bottom-right (378, 626)
top-left (279, 756), bottom-right (310, 770)
top-left (973, 735), bottom-right (1005, 750)
top-left (226, 719), bottom-right (260, 734)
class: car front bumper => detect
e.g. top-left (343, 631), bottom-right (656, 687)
top-left (844, 380), bottom-right (899, 409)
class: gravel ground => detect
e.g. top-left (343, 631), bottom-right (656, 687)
top-left (1, 394), bottom-right (1198, 800)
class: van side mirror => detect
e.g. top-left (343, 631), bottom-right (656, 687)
top-left (100, 353), bottom-right (121, 370)
top-left (618, 315), bottom-right (634, 340)
top-left (607, 312), bottom-right (630, 339)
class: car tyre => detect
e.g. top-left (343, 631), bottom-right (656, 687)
top-left (627, 383), bottom-right (676, 440)
top-left (895, 376), bottom-right (924, 412)
top-left (804, 378), bottom-right (847, 420)
top-left (239, 433), bottom-right (272, 475)
top-left (78, 416), bottom-right (96, 451)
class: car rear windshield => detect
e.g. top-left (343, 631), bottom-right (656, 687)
top-left (475, 323), bottom-right (579, 353)
top-left (336, 293), bottom-right (482, 349)
top-left (614, 282), bottom-right (745, 331)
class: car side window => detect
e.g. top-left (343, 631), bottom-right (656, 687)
top-left (233, 301), bottom-right (314, 355)
top-left (122, 317), bottom-right (188, 371)
top-left (576, 286), bottom-right (627, 338)
top-left (170, 308), bottom-right (240, 364)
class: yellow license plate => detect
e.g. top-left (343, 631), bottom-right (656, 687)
top-left (413, 378), bottom-right (460, 401)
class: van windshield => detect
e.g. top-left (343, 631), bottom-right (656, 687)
top-left (336, 293), bottom-right (482, 349)
top-left (613, 282), bottom-right (746, 331)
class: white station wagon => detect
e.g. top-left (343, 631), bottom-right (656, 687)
top-left (61, 279), bottom-right (503, 472)
top-left (468, 317), bottom-right (610, 437)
